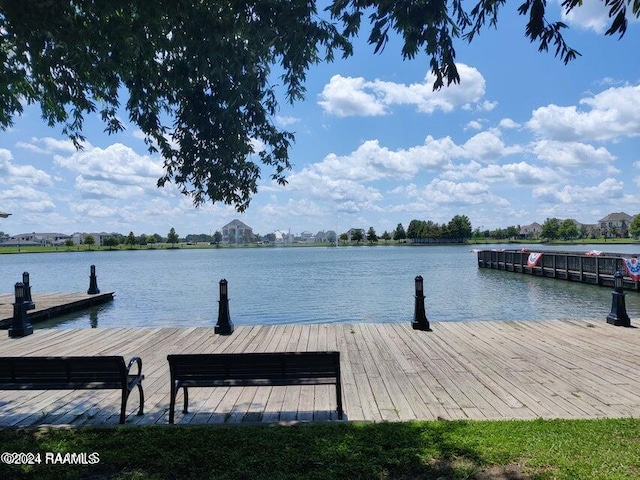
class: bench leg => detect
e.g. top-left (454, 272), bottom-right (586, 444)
top-left (182, 386), bottom-right (189, 414)
top-left (120, 383), bottom-right (145, 424)
top-left (136, 382), bottom-right (145, 416)
top-left (169, 384), bottom-right (177, 424)
top-left (169, 384), bottom-right (189, 424)
top-left (336, 380), bottom-right (344, 420)
top-left (120, 390), bottom-right (128, 424)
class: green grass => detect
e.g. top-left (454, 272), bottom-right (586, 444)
top-left (1, 237), bottom-right (638, 255)
top-left (0, 245), bottom-right (188, 254)
top-left (1, 419), bottom-right (639, 479)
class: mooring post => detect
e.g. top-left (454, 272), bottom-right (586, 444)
top-left (412, 275), bottom-right (431, 331)
top-left (607, 270), bottom-right (630, 326)
top-left (22, 271), bottom-right (35, 310)
top-left (215, 278), bottom-right (234, 335)
top-left (9, 282), bottom-right (33, 338)
top-left (87, 264), bottom-right (100, 294)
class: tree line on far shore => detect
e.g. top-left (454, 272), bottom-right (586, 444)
top-left (476, 215), bottom-right (640, 242)
top-left (9, 212), bottom-right (639, 251)
top-left (76, 228), bottom-right (184, 250)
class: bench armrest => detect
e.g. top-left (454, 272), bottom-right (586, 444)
top-left (126, 357), bottom-right (143, 379)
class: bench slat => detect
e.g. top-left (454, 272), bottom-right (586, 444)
top-left (167, 351), bottom-right (343, 423)
top-left (0, 356), bottom-right (144, 424)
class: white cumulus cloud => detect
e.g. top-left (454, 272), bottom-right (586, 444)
top-left (527, 84), bottom-right (640, 141)
top-left (532, 140), bottom-right (616, 168)
top-left (53, 143), bottom-right (165, 199)
top-left (16, 137), bottom-right (78, 155)
top-left (317, 75), bottom-right (387, 117)
top-left (318, 63), bottom-right (488, 117)
top-left (533, 177), bottom-right (624, 204)
top-left (0, 148), bottom-right (53, 187)
top-left (399, 179), bottom-right (510, 207)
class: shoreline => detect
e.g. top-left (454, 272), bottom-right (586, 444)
top-left (1, 238), bottom-right (639, 255)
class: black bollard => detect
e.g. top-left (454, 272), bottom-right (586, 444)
top-left (87, 265), bottom-right (100, 294)
top-left (9, 282), bottom-right (33, 338)
top-left (412, 275), bottom-right (431, 331)
top-left (22, 271), bottom-right (35, 310)
top-left (607, 270), bottom-right (630, 326)
top-left (215, 279), bottom-right (234, 335)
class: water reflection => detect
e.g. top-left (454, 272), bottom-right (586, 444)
top-left (34, 303), bottom-right (111, 330)
top-left (90, 309), bottom-right (98, 328)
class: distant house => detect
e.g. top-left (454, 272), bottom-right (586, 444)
top-left (4, 232), bottom-right (72, 247)
top-left (298, 231), bottom-right (315, 243)
top-left (347, 228), bottom-right (364, 242)
top-left (72, 232), bottom-right (109, 246)
top-left (519, 222), bottom-right (542, 239)
top-left (580, 223), bottom-right (600, 239)
top-left (222, 219), bottom-right (253, 244)
top-left (598, 212), bottom-right (632, 238)
top-left (273, 230), bottom-right (294, 244)
top-left (315, 230), bottom-right (336, 243)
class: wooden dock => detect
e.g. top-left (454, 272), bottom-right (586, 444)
top-left (1, 320), bottom-right (639, 427)
top-left (477, 249), bottom-right (640, 290)
top-left (0, 292), bottom-right (114, 329)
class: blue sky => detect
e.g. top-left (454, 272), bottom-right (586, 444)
top-left (2, 2), bottom-right (640, 238)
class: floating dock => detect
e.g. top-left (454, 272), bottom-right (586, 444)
top-left (476, 249), bottom-right (640, 291)
top-left (0, 292), bottom-right (114, 329)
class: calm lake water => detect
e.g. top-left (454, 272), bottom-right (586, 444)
top-left (2, 244), bottom-right (640, 329)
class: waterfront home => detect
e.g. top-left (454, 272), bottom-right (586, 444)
top-left (72, 232), bottom-right (110, 246)
top-left (519, 222), bottom-right (542, 239)
top-left (1, 232), bottom-right (71, 247)
top-left (598, 212), bottom-right (633, 238)
top-left (315, 230), bottom-right (336, 243)
top-left (297, 231), bottom-right (315, 243)
top-left (222, 219), bottom-right (253, 244)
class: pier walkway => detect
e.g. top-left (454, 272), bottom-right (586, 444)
top-left (0, 292), bottom-right (114, 329)
top-left (1, 320), bottom-right (639, 427)
top-left (477, 249), bottom-right (640, 290)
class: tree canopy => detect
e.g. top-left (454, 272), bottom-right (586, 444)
top-left (558, 218), bottom-right (579, 240)
top-left (83, 234), bottom-right (95, 248)
top-left (167, 227), bottom-right (179, 245)
top-left (125, 231), bottom-right (137, 247)
top-left (630, 215), bottom-right (640, 239)
top-left (1, 1), bottom-right (638, 211)
top-left (366, 226), bottom-right (378, 243)
top-left (393, 223), bottom-right (406, 241)
top-left (541, 217), bottom-right (561, 240)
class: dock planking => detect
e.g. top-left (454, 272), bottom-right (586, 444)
top-left (1, 319), bottom-right (640, 427)
top-left (0, 292), bottom-right (114, 329)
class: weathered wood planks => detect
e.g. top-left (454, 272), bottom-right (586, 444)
top-left (0, 292), bottom-right (114, 328)
top-left (1, 320), bottom-right (639, 426)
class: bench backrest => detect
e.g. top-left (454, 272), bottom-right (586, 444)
top-left (168, 351), bottom-right (340, 386)
top-left (0, 356), bottom-right (127, 389)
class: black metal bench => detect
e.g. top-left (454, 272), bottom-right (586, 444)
top-left (167, 351), bottom-right (343, 423)
top-left (0, 356), bottom-right (144, 424)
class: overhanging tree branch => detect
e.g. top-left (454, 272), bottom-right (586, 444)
top-left (0, 0), bottom-right (637, 211)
